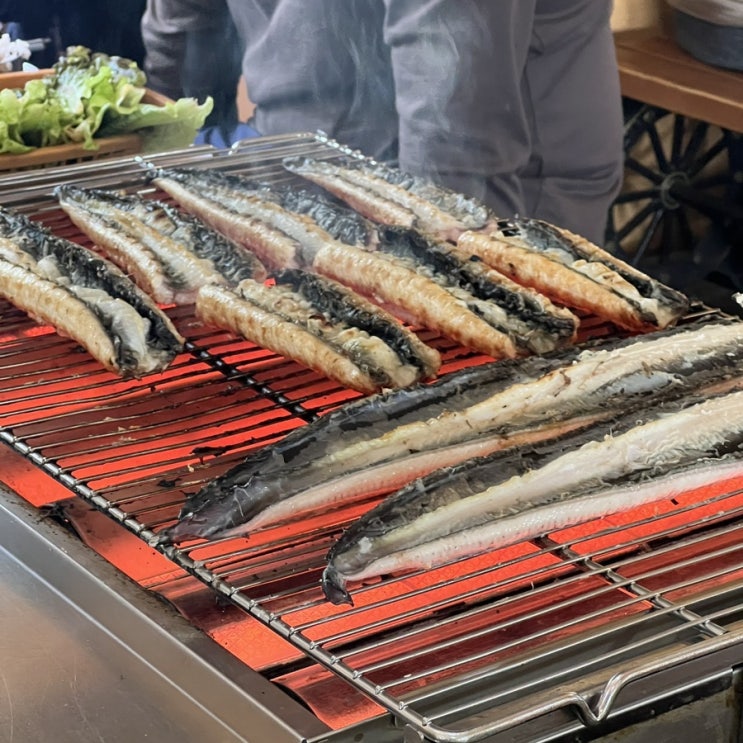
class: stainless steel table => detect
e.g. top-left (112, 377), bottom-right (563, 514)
top-left (0, 486), bottom-right (329, 743)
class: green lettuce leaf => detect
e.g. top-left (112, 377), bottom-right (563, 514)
top-left (0, 89), bottom-right (31, 152)
top-left (99, 96), bottom-right (214, 152)
top-left (0, 46), bottom-right (212, 156)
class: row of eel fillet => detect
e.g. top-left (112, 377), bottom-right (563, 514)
top-left (283, 155), bottom-right (690, 333)
top-left (159, 319), bottom-right (743, 552)
top-left (0, 207), bottom-right (183, 377)
top-left (55, 184), bottom-right (440, 391)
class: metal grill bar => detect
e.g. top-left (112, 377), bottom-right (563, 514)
top-left (3, 133), bottom-right (743, 742)
top-left (540, 537), bottom-right (729, 637)
top-left (398, 543), bottom-right (743, 702)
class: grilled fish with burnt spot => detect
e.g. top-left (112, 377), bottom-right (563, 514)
top-left (281, 155), bottom-right (689, 332)
top-left (159, 318), bottom-right (743, 544)
top-left (374, 225), bottom-right (578, 355)
top-left (458, 219), bottom-right (689, 332)
top-left (265, 185), bottom-right (579, 355)
top-left (56, 185), bottom-right (267, 305)
top-left (0, 208), bottom-right (183, 377)
top-left (197, 268), bottom-right (441, 393)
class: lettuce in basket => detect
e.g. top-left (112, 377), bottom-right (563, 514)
top-left (0, 46), bottom-right (212, 155)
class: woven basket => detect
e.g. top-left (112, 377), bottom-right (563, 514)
top-left (0, 69), bottom-right (172, 172)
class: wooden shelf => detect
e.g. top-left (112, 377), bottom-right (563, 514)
top-left (614, 30), bottom-right (743, 132)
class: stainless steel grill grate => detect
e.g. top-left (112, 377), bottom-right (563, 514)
top-left (2, 132), bottom-right (743, 742)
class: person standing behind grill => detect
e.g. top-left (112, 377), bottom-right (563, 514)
top-left (141, 0), bottom-right (244, 139)
top-left (141, 0), bottom-right (624, 246)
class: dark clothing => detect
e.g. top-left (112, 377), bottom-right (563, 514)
top-left (142, 0), bottom-right (623, 244)
top-left (141, 0), bottom-right (242, 130)
top-left (1, 1), bottom-right (146, 67)
top-left (62, 0), bottom-right (147, 65)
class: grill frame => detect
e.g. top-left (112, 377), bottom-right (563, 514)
top-left (2, 132), bottom-right (743, 742)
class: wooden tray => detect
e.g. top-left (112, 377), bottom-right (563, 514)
top-left (0, 69), bottom-right (172, 172)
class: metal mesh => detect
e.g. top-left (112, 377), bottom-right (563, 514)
top-left (2, 133), bottom-right (743, 742)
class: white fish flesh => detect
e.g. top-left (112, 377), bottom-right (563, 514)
top-left (146, 165), bottom-right (334, 269)
top-left (158, 318), bottom-right (743, 543)
top-left (323, 388), bottom-right (743, 604)
top-left (271, 183), bottom-right (377, 248)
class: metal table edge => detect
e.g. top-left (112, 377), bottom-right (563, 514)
top-left (0, 484), bottom-right (330, 743)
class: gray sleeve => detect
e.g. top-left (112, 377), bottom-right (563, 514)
top-left (381, 0), bottom-right (533, 194)
top-left (381, 0), bottom-right (623, 243)
top-left (141, 0), bottom-right (228, 99)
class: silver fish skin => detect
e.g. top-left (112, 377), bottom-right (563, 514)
top-left (159, 348), bottom-right (588, 543)
top-left (282, 156), bottom-right (494, 241)
top-left (159, 318), bottom-right (743, 544)
top-left (323, 387), bottom-right (743, 604)
top-left (458, 219), bottom-right (690, 332)
top-left (0, 208), bottom-right (183, 377)
top-left (56, 185), bottom-right (267, 304)
top-left (197, 267), bottom-right (441, 393)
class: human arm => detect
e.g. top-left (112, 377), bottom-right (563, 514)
top-left (141, 0), bottom-right (227, 100)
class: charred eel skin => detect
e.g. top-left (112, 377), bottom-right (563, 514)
top-left (0, 208), bottom-right (183, 376)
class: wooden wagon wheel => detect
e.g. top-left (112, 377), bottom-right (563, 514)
top-left (606, 101), bottom-right (743, 308)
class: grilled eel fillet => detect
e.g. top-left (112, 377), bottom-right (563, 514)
top-left (458, 219), bottom-right (690, 332)
top-left (282, 155), bottom-right (689, 332)
top-left (197, 268), bottom-right (441, 393)
top-left (375, 225), bottom-right (578, 355)
top-left (145, 165), bottom-right (326, 270)
top-left (323, 386), bottom-right (743, 604)
top-left (146, 165), bottom-right (577, 358)
top-left (56, 185), bottom-right (267, 305)
top-left (282, 155), bottom-right (492, 242)
top-left (0, 208), bottom-right (183, 376)
top-left (251, 184), bottom-right (578, 355)
top-left (158, 318), bottom-right (743, 544)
